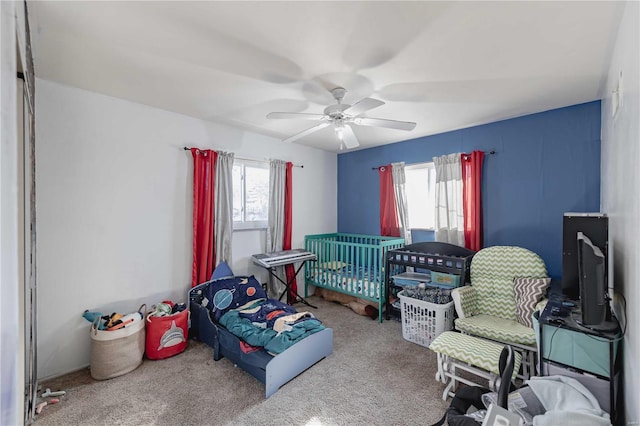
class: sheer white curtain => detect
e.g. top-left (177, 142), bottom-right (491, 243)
top-left (267, 160), bottom-right (287, 298)
top-left (433, 153), bottom-right (465, 246)
top-left (214, 152), bottom-right (234, 265)
top-left (391, 162), bottom-right (411, 244)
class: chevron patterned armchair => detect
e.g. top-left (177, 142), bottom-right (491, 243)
top-left (451, 246), bottom-right (549, 378)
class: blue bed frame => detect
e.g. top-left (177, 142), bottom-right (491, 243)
top-left (188, 281), bottom-right (333, 398)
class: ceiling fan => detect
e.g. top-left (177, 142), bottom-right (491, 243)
top-left (267, 87), bottom-right (416, 149)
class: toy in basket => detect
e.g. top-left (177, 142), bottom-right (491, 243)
top-left (398, 291), bottom-right (455, 347)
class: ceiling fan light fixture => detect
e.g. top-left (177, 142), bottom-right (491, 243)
top-left (334, 121), bottom-right (345, 140)
top-left (266, 86), bottom-right (416, 150)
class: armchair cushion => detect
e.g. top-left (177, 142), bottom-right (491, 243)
top-left (470, 246), bottom-right (548, 321)
top-left (451, 286), bottom-right (478, 319)
top-left (455, 314), bottom-right (537, 347)
top-left (513, 277), bottom-right (551, 328)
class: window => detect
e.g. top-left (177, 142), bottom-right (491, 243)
top-left (232, 160), bottom-right (269, 230)
top-left (405, 162), bottom-right (436, 230)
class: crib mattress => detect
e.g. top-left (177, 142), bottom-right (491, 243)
top-left (309, 266), bottom-right (382, 299)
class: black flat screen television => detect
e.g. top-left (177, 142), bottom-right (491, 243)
top-left (576, 232), bottom-right (607, 327)
top-left (562, 214), bottom-right (608, 300)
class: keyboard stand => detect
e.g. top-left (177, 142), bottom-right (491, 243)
top-left (252, 250), bottom-right (318, 308)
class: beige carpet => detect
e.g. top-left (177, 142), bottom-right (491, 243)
top-left (37, 296), bottom-right (451, 425)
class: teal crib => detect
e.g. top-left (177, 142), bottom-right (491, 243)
top-left (304, 233), bottom-right (405, 322)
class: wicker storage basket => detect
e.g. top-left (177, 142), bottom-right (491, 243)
top-left (89, 306), bottom-right (146, 380)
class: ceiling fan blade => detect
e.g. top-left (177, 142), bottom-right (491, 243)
top-left (343, 97), bottom-right (385, 116)
top-left (341, 124), bottom-right (360, 149)
top-left (353, 117), bottom-right (416, 131)
top-left (267, 112), bottom-right (327, 121)
top-left (283, 122), bottom-right (331, 144)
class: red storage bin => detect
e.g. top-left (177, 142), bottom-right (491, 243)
top-left (145, 309), bottom-right (189, 359)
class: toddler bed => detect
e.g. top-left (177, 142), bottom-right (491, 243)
top-left (188, 266), bottom-right (333, 398)
top-left (304, 233), bottom-right (405, 322)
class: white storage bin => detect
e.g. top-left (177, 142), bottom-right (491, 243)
top-left (398, 291), bottom-right (455, 347)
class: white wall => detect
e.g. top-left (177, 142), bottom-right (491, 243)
top-left (600, 1), bottom-right (639, 422)
top-left (35, 79), bottom-right (337, 379)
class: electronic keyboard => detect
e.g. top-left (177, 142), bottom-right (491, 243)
top-left (251, 249), bottom-right (317, 269)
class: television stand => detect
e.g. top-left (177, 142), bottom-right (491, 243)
top-left (539, 298), bottom-right (621, 423)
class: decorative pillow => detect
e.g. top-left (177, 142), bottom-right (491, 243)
top-left (211, 261), bottom-right (234, 281)
top-left (513, 277), bottom-right (551, 328)
top-left (205, 275), bottom-right (267, 321)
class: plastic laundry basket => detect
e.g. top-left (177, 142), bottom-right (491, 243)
top-left (398, 291), bottom-right (455, 348)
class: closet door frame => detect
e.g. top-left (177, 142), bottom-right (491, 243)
top-left (17, 0), bottom-right (37, 421)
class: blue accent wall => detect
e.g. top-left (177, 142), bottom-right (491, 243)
top-left (337, 102), bottom-right (601, 279)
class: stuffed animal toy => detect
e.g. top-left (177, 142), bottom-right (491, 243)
top-left (315, 288), bottom-right (378, 320)
top-left (82, 310), bottom-right (106, 330)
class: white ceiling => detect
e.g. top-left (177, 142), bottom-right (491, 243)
top-left (29, 1), bottom-right (624, 152)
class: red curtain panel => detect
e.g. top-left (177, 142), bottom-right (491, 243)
top-left (191, 149), bottom-right (217, 287)
top-left (462, 150), bottom-right (485, 251)
top-left (379, 165), bottom-right (400, 237)
top-left (283, 162), bottom-right (297, 303)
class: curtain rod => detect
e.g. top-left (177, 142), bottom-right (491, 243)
top-left (370, 150), bottom-right (495, 170)
top-left (183, 147), bottom-right (303, 168)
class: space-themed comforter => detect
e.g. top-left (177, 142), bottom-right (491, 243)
top-left (203, 275), bottom-right (324, 354)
